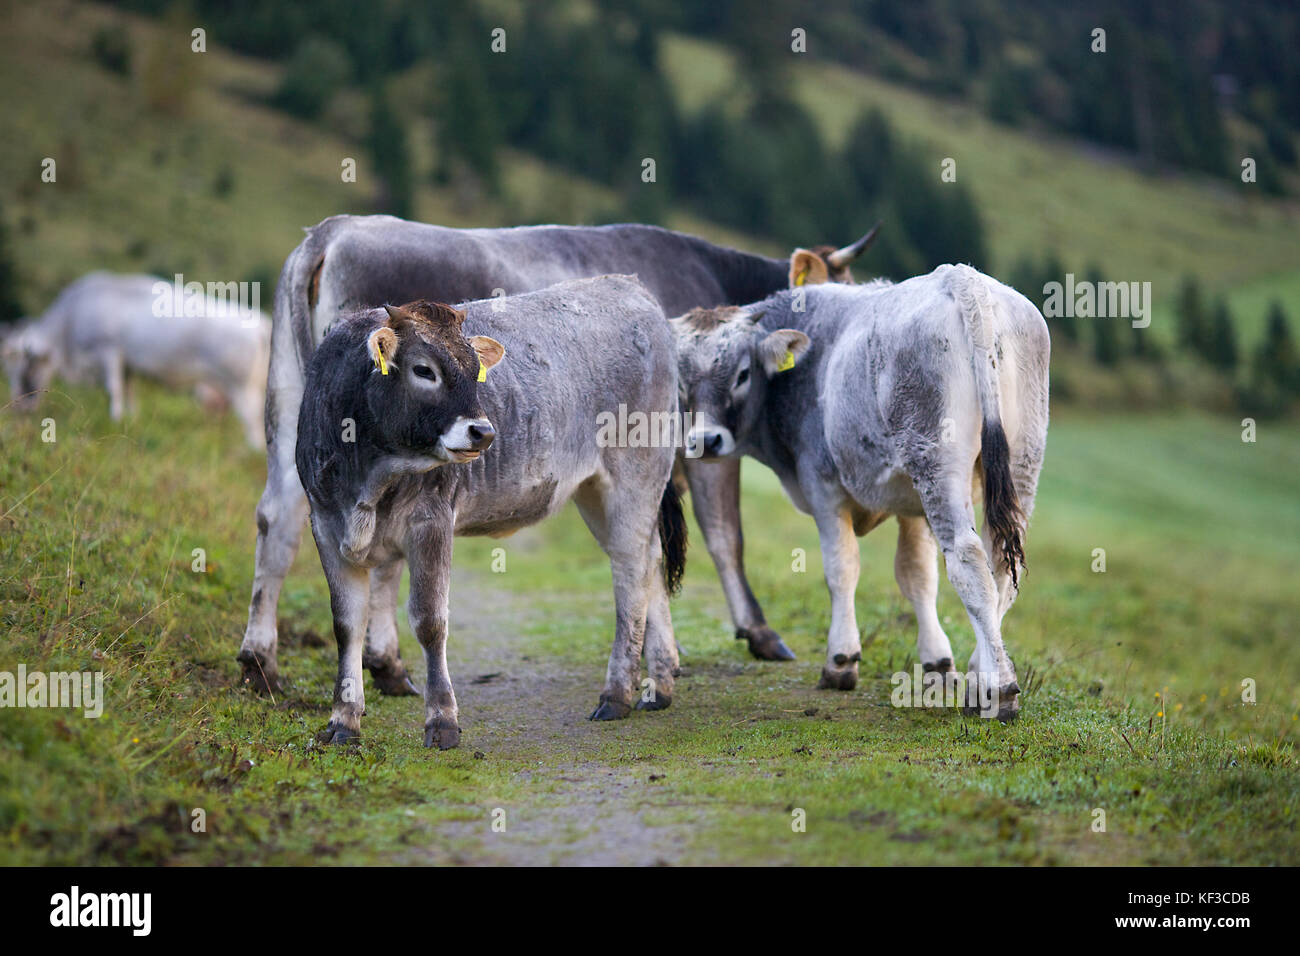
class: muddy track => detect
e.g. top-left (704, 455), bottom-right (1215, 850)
top-left (401, 545), bottom-right (706, 866)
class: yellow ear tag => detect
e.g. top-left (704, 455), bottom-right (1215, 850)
top-left (794, 268), bottom-right (808, 287)
top-left (477, 361), bottom-right (487, 383)
top-left (778, 349), bottom-right (795, 372)
top-left (376, 349), bottom-right (388, 375)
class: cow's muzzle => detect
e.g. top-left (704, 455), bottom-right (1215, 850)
top-left (442, 416), bottom-right (496, 463)
top-left (685, 426), bottom-right (735, 459)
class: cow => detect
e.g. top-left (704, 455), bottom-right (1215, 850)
top-left (2, 272), bottom-right (271, 450)
top-left (295, 277), bottom-right (686, 747)
top-left (672, 264), bottom-right (1050, 720)
top-left (239, 214), bottom-right (877, 694)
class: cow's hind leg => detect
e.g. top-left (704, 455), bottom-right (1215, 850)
top-left (812, 501), bottom-right (863, 691)
top-left (919, 480), bottom-right (1020, 721)
top-left (684, 457), bottom-right (794, 661)
top-left (576, 478), bottom-right (658, 720)
top-left (237, 387), bottom-right (308, 692)
top-left (407, 520), bottom-right (460, 749)
top-left (362, 559), bottom-right (419, 696)
top-left (895, 516), bottom-right (955, 674)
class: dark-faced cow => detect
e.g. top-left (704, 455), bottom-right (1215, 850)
top-left (296, 276), bottom-right (686, 748)
top-left (2, 272), bottom-right (271, 449)
top-left (241, 215), bottom-right (876, 693)
top-left (673, 264), bottom-right (1050, 720)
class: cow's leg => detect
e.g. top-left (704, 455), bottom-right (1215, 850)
top-left (919, 481), bottom-right (1019, 721)
top-left (575, 484), bottom-right (677, 711)
top-left (683, 456), bottom-right (794, 661)
top-left (362, 560), bottom-right (418, 696)
top-left (237, 385), bottom-right (307, 692)
top-left (578, 479), bottom-right (657, 721)
top-left (813, 503), bottom-right (862, 691)
top-left (101, 350), bottom-right (126, 421)
top-left (314, 532), bottom-right (370, 744)
top-left (228, 382), bottom-right (267, 452)
top-left (896, 515), bottom-right (954, 673)
top-left (406, 520), bottom-right (459, 749)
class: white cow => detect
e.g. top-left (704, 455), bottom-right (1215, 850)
top-left (2, 272), bottom-right (271, 449)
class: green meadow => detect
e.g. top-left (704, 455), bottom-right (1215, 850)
top-left (1, 385), bottom-right (1295, 865)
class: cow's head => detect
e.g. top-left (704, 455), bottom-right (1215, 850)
top-left (788, 222), bottom-right (881, 288)
top-left (364, 301), bottom-right (505, 464)
top-left (2, 320), bottom-right (55, 412)
top-left (673, 306), bottom-right (809, 459)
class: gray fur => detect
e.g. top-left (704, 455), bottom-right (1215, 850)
top-left (674, 264), bottom-right (1050, 719)
top-left (239, 215), bottom-right (806, 691)
top-left (300, 276), bottom-right (683, 746)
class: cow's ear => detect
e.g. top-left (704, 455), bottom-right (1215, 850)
top-left (469, 336), bottom-right (505, 375)
top-left (789, 249), bottom-right (828, 288)
top-left (367, 327), bottom-right (400, 373)
top-left (759, 329), bottom-right (810, 375)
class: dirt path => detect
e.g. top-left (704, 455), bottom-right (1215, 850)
top-left (402, 541), bottom-right (705, 866)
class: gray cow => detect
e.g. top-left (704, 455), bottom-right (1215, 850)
top-left (296, 277), bottom-right (686, 747)
top-left (241, 214), bottom-right (876, 694)
top-left (674, 264), bottom-right (1050, 720)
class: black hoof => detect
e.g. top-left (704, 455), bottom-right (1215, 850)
top-left (736, 626), bottom-right (797, 662)
top-left (424, 720), bottom-right (461, 750)
top-left (589, 697), bottom-right (632, 721)
top-left (237, 650), bottom-right (280, 694)
top-left (922, 657), bottom-right (954, 674)
top-left (368, 660), bottom-right (419, 696)
top-left (964, 681), bottom-right (1021, 720)
top-left (817, 666), bottom-right (858, 691)
top-left (635, 690), bottom-right (672, 712)
top-left (318, 721), bottom-right (359, 745)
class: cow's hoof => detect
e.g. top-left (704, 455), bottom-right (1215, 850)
top-left (368, 659), bottom-right (419, 696)
top-left (589, 697), bottom-right (632, 721)
top-left (818, 664), bottom-right (858, 691)
top-left (423, 720), bottom-right (461, 750)
top-left (922, 657), bottom-right (954, 674)
top-left (964, 681), bottom-right (1020, 721)
top-left (237, 650), bottom-right (280, 694)
top-left (635, 690), bottom-right (672, 712)
top-left (737, 626), bottom-right (796, 661)
top-left (318, 721), bottom-right (359, 745)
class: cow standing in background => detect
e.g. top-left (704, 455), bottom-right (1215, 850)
top-left (297, 277), bottom-right (685, 747)
top-left (2, 272), bottom-right (271, 450)
top-left (673, 265), bottom-right (1050, 720)
top-left (239, 214), bottom-right (877, 694)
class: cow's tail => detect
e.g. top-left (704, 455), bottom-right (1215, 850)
top-left (658, 479), bottom-right (688, 596)
top-left (949, 265), bottom-right (1025, 587)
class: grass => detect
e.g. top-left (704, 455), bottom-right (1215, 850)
top-left (1, 383), bottom-right (1295, 865)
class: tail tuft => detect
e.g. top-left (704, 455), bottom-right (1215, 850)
top-left (658, 480), bottom-right (688, 595)
top-left (981, 418), bottom-right (1025, 587)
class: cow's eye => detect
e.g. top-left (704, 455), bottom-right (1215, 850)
top-left (735, 366), bottom-right (750, 388)
top-left (413, 364), bottom-right (437, 381)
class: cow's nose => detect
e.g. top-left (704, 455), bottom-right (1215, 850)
top-left (467, 420), bottom-right (496, 450)
top-left (704, 432), bottom-right (725, 454)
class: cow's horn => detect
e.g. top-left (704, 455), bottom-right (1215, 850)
top-left (826, 222), bottom-right (881, 269)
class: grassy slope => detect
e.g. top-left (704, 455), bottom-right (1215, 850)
top-left (661, 33), bottom-right (1300, 350)
top-left (1, 385), bottom-right (1295, 865)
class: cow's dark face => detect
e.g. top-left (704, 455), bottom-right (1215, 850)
top-left (673, 307), bottom-right (809, 459)
top-left (363, 301), bottom-right (504, 464)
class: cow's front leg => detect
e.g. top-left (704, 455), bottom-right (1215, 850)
top-left (101, 350), bottom-right (126, 421)
top-left (315, 532), bottom-right (370, 743)
top-left (407, 521), bottom-right (460, 749)
top-left (813, 503), bottom-right (862, 691)
top-left (895, 516), bottom-right (955, 675)
top-left (363, 559), bottom-right (419, 696)
top-left (683, 456), bottom-right (794, 661)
